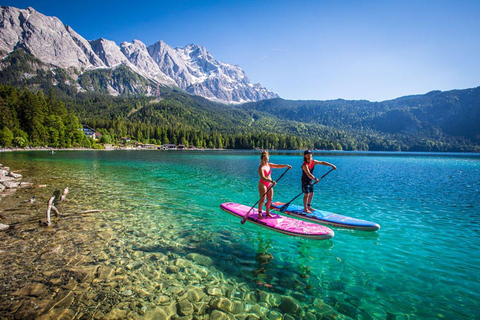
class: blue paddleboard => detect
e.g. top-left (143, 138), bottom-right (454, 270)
top-left (271, 202), bottom-right (380, 231)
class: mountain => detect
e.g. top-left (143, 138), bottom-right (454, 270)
top-left (147, 41), bottom-right (276, 103)
top-left (0, 5), bottom-right (277, 103)
top-left (241, 87), bottom-right (480, 151)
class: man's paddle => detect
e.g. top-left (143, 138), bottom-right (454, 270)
top-left (241, 167), bottom-right (290, 224)
top-left (279, 168), bottom-right (334, 213)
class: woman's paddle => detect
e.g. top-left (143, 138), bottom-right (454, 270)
top-left (241, 167), bottom-right (290, 224)
top-left (279, 168), bottom-right (334, 213)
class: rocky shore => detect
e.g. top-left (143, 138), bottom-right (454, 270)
top-left (0, 160), bottom-right (339, 320)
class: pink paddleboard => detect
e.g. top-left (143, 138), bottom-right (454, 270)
top-left (220, 202), bottom-right (334, 240)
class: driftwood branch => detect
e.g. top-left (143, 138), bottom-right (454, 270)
top-left (44, 196), bottom-right (59, 226)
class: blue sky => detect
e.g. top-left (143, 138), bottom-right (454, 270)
top-left (3, 0), bottom-right (480, 101)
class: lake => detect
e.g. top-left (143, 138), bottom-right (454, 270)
top-left (0, 150), bottom-right (479, 319)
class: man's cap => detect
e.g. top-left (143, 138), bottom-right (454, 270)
top-left (304, 150), bottom-right (312, 155)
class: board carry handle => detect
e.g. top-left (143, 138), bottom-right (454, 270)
top-left (241, 167), bottom-right (290, 224)
top-left (279, 168), bottom-right (334, 213)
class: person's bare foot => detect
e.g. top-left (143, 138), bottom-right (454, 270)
top-left (265, 213), bottom-right (275, 218)
top-left (304, 208), bottom-right (312, 213)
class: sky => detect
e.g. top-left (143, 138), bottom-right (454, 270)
top-left (3, 0), bottom-right (480, 101)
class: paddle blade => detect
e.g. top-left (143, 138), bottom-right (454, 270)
top-left (279, 203), bottom-right (289, 213)
top-left (241, 208), bottom-right (253, 224)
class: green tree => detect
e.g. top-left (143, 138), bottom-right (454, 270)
top-left (0, 127), bottom-right (14, 147)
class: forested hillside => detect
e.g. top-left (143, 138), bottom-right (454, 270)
top-left (242, 88), bottom-right (480, 151)
top-left (0, 85), bottom-right (91, 148)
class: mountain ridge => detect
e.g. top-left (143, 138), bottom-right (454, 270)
top-left (0, 5), bottom-right (278, 103)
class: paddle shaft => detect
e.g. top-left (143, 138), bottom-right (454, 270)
top-left (241, 167), bottom-right (290, 224)
top-left (280, 168), bottom-right (334, 212)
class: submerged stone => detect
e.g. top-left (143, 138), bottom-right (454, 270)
top-left (209, 309), bottom-right (228, 320)
top-left (207, 287), bottom-right (222, 296)
top-left (211, 297), bottom-right (234, 313)
top-left (186, 253), bottom-right (214, 267)
top-left (279, 296), bottom-right (304, 317)
top-left (177, 299), bottom-right (194, 316)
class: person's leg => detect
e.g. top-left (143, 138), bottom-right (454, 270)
top-left (303, 192), bottom-right (310, 212)
top-left (266, 188), bottom-right (274, 217)
top-left (307, 192), bottom-right (314, 211)
top-left (258, 183), bottom-right (267, 218)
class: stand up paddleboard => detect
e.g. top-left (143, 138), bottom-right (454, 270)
top-left (221, 203), bottom-right (334, 240)
top-left (271, 202), bottom-right (380, 231)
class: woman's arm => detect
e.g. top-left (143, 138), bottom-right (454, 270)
top-left (269, 163), bottom-right (292, 169)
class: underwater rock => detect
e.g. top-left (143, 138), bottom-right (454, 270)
top-left (186, 252), bottom-right (214, 267)
top-left (177, 299), bottom-right (194, 316)
top-left (13, 283), bottom-right (49, 297)
top-left (282, 314), bottom-right (296, 320)
top-left (249, 303), bottom-right (268, 317)
top-left (166, 265), bottom-right (180, 274)
top-left (193, 300), bottom-right (209, 315)
top-left (207, 287), bottom-right (223, 296)
top-left (279, 296), bottom-right (304, 317)
top-left (50, 289), bottom-right (75, 310)
top-left (166, 285), bottom-right (185, 296)
top-left (103, 307), bottom-right (130, 319)
top-left (121, 289), bottom-right (133, 296)
top-left (126, 261), bottom-right (143, 270)
top-left (9, 172), bottom-right (22, 179)
top-left (257, 290), bottom-right (271, 304)
top-left (1, 181), bottom-right (19, 189)
top-left (174, 258), bottom-right (193, 268)
top-left (66, 265), bottom-right (98, 282)
top-left (142, 305), bottom-right (169, 320)
top-left (210, 309), bottom-right (229, 320)
top-left (96, 265), bottom-right (115, 281)
top-left (211, 297), bottom-right (234, 313)
top-left (305, 311), bottom-right (317, 320)
top-left (37, 308), bottom-right (75, 320)
top-left (135, 288), bottom-right (152, 301)
top-left (185, 287), bottom-right (206, 302)
top-left (266, 309), bottom-right (282, 320)
top-left (155, 295), bottom-right (171, 305)
top-left (19, 182), bottom-right (33, 188)
top-left (14, 299), bottom-right (49, 319)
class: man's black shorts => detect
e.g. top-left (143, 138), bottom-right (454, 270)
top-left (302, 182), bottom-right (314, 194)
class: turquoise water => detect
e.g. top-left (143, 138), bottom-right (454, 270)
top-left (1, 150), bottom-right (479, 319)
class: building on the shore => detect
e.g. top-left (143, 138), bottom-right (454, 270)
top-left (82, 126), bottom-right (101, 140)
top-left (159, 144), bottom-right (177, 150)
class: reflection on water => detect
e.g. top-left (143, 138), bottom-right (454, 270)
top-left (0, 150), bottom-right (479, 319)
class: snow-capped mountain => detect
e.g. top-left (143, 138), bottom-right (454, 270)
top-left (0, 6), bottom-right (278, 103)
top-left (148, 41), bottom-right (275, 102)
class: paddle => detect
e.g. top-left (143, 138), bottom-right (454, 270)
top-left (279, 168), bottom-right (334, 213)
top-left (241, 167), bottom-right (290, 224)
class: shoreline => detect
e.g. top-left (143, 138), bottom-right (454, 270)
top-left (1, 147), bottom-right (479, 156)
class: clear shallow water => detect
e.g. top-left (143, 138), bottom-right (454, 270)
top-left (1, 150), bottom-right (479, 319)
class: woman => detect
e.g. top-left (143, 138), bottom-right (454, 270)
top-left (258, 150), bottom-right (292, 219)
top-left (301, 150), bottom-right (336, 213)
